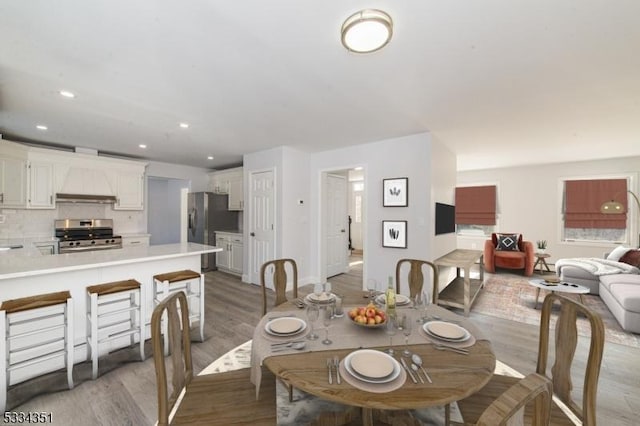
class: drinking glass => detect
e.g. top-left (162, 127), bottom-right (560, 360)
top-left (400, 314), bottom-right (413, 357)
top-left (321, 305), bottom-right (334, 345)
top-left (333, 294), bottom-right (344, 317)
top-left (422, 289), bottom-right (432, 320)
top-left (413, 292), bottom-right (426, 323)
top-left (306, 304), bottom-right (319, 340)
top-left (366, 279), bottom-right (379, 302)
top-left (324, 281), bottom-right (332, 294)
top-left (384, 314), bottom-right (397, 355)
top-left (313, 283), bottom-right (323, 296)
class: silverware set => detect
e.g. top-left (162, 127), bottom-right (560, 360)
top-left (270, 340), bottom-right (306, 352)
top-left (326, 356), bottom-right (341, 384)
top-left (432, 344), bottom-right (469, 355)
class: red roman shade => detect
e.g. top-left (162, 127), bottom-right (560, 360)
top-left (564, 179), bottom-right (628, 229)
top-left (455, 185), bottom-right (497, 225)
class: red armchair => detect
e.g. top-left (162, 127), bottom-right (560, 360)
top-left (484, 233), bottom-right (535, 276)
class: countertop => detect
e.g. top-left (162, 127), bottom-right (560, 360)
top-left (215, 230), bottom-right (243, 235)
top-left (0, 242), bottom-right (221, 280)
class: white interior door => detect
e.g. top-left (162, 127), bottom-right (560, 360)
top-left (249, 170), bottom-right (275, 284)
top-left (326, 174), bottom-right (348, 277)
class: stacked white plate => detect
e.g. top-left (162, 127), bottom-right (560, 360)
top-left (422, 321), bottom-right (470, 342)
top-left (375, 294), bottom-right (411, 306)
top-left (265, 317), bottom-right (307, 337)
top-left (304, 292), bottom-right (336, 304)
top-left (343, 349), bottom-right (401, 384)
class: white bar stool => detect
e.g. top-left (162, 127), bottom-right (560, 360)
top-left (1, 291), bottom-right (74, 413)
top-left (86, 279), bottom-right (145, 380)
top-left (153, 270), bottom-right (204, 355)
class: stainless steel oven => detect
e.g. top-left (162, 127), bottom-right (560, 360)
top-left (55, 219), bottom-right (122, 253)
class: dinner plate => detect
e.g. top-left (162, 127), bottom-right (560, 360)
top-left (375, 294), bottom-right (410, 306)
top-left (265, 317), bottom-right (307, 336)
top-left (305, 292), bottom-right (336, 304)
top-left (344, 350), bottom-right (401, 384)
top-left (423, 321), bottom-right (470, 342)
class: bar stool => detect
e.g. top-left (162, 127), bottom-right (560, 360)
top-left (1, 291), bottom-right (74, 413)
top-left (153, 270), bottom-right (204, 355)
top-left (86, 279), bottom-right (145, 380)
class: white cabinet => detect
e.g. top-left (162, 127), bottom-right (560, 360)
top-left (27, 161), bottom-right (55, 209)
top-left (33, 241), bottom-right (58, 255)
top-left (121, 234), bottom-right (150, 247)
top-left (113, 170), bottom-right (145, 210)
top-left (0, 157), bottom-right (27, 208)
top-left (209, 167), bottom-right (243, 210)
top-left (215, 232), bottom-right (243, 275)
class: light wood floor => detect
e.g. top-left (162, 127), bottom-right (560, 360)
top-left (4, 263), bottom-right (639, 425)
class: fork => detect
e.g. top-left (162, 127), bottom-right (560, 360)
top-left (333, 356), bottom-right (341, 384)
top-left (433, 344), bottom-right (469, 355)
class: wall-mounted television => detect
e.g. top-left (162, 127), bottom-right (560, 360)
top-left (435, 202), bottom-right (456, 235)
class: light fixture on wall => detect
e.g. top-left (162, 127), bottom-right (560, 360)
top-left (600, 190), bottom-right (640, 214)
top-left (341, 9), bottom-right (393, 53)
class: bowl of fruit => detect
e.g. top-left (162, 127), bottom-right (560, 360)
top-left (348, 303), bottom-right (387, 328)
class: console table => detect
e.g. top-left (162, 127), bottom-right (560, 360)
top-left (434, 249), bottom-right (484, 316)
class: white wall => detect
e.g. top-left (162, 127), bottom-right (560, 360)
top-left (457, 156), bottom-right (640, 263)
top-left (309, 132), bottom-right (456, 294)
top-left (146, 160), bottom-right (210, 192)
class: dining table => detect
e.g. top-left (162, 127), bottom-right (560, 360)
top-left (250, 289), bottom-right (496, 426)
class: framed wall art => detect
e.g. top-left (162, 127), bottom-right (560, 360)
top-left (383, 177), bottom-right (408, 207)
top-left (382, 220), bottom-right (407, 248)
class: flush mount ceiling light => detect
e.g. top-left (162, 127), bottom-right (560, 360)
top-left (341, 9), bottom-right (393, 53)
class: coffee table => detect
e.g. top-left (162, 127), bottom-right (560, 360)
top-left (528, 278), bottom-right (589, 308)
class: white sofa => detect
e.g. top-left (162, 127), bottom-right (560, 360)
top-left (557, 247), bottom-right (640, 334)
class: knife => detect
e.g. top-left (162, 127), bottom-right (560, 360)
top-left (400, 357), bottom-right (418, 384)
top-left (326, 358), bottom-right (333, 385)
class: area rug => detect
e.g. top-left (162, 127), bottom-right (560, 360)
top-left (471, 273), bottom-right (640, 348)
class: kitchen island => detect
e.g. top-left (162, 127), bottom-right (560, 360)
top-left (0, 242), bottom-right (221, 367)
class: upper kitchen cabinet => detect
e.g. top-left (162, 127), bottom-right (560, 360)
top-left (0, 157), bottom-right (27, 208)
top-left (112, 168), bottom-right (145, 210)
top-left (27, 160), bottom-right (55, 209)
top-left (209, 167), bottom-right (244, 210)
top-left (0, 140), bottom-right (28, 208)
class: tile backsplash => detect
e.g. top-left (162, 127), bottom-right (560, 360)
top-left (0, 205), bottom-right (145, 239)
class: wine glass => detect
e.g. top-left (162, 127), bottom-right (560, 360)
top-left (306, 304), bottom-right (319, 340)
top-left (321, 305), bottom-right (334, 345)
top-left (384, 314), bottom-right (397, 355)
top-left (366, 279), bottom-right (379, 303)
top-left (400, 314), bottom-right (413, 357)
top-left (413, 292), bottom-right (425, 323)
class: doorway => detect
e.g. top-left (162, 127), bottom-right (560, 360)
top-left (148, 176), bottom-right (190, 245)
top-left (322, 167), bottom-right (365, 287)
top-left (248, 169), bottom-right (276, 284)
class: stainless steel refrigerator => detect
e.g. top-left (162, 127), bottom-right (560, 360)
top-left (187, 192), bottom-right (239, 271)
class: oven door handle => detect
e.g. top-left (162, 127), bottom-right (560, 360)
top-left (60, 245), bottom-right (121, 252)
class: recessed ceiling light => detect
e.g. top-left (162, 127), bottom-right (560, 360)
top-left (354, 166), bottom-right (363, 171)
top-left (207, 156), bottom-right (214, 160)
top-left (139, 144), bottom-right (147, 149)
top-left (59, 90), bottom-right (75, 98)
top-left (179, 122), bottom-right (189, 128)
top-left (341, 9), bottom-right (393, 53)
top-left (36, 124), bottom-right (48, 130)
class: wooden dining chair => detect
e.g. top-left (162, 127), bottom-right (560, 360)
top-left (456, 292), bottom-right (605, 426)
top-left (475, 373), bottom-right (552, 426)
top-left (152, 291), bottom-right (276, 425)
top-left (395, 258), bottom-right (439, 302)
top-left (260, 258), bottom-right (298, 316)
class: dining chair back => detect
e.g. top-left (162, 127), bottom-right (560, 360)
top-left (260, 258), bottom-right (298, 315)
top-left (456, 293), bottom-right (605, 426)
top-left (476, 373), bottom-right (552, 426)
top-left (537, 292), bottom-right (604, 425)
top-left (152, 291), bottom-right (276, 425)
top-left (395, 259), bottom-right (439, 302)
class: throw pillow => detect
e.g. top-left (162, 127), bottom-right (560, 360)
top-left (619, 249), bottom-right (640, 268)
top-left (496, 233), bottom-right (520, 251)
top-left (607, 246), bottom-right (630, 262)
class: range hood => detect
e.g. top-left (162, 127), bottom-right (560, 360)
top-left (55, 193), bottom-right (117, 204)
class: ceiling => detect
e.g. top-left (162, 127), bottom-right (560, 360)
top-left (1, 1), bottom-right (639, 171)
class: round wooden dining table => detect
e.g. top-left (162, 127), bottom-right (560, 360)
top-left (261, 290), bottom-right (496, 426)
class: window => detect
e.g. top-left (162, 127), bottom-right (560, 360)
top-left (562, 177), bottom-right (628, 243)
top-left (455, 185), bottom-right (497, 236)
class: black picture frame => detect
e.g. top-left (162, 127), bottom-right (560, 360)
top-left (383, 177), bottom-right (408, 207)
top-left (382, 220), bottom-right (407, 248)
